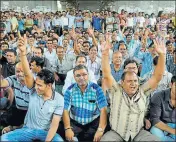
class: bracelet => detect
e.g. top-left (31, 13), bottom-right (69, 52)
top-left (65, 127), bottom-right (72, 131)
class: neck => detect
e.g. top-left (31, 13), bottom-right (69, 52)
top-left (79, 85), bottom-right (87, 93)
top-left (43, 88), bottom-right (52, 100)
top-left (58, 56), bottom-right (63, 61)
top-left (114, 64), bottom-right (121, 71)
top-left (90, 56), bottom-right (96, 62)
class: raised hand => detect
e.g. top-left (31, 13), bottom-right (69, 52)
top-left (101, 33), bottom-right (112, 51)
top-left (87, 27), bottom-right (94, 36)
top-left (70, 26), bottom-right (77, 40)
top-left (17, 32), bottom-right (27, 55)
top-left (153, 37), bottom-right (166, 55)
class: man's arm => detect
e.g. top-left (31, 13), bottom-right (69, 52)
top-left (18, 33), bottom-right (34, 88)
top-left (143, 38), bottom-right (166, 91)
top-left (155, 121), bottom-right (175, 135)
top-left (87, 28), bottom-right (98, 47)
top-left (101, 34), bottom-right (114, 89)
top-left (45, 115), bottom-right (61, 141)
top-left (0, 79), bottom-right (9, 88)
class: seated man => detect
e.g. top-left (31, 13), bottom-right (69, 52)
top-left (150, 76), bottom-right (176, 141)
top-left (63, 65), bottom-right (108, 141)
top-left (62, 54), bottom-right (97, 94)
top-left (1, 34), bottom-right (64, 141)
top-left (100, 37), bottom-right (165, 141)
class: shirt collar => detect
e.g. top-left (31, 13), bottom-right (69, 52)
top-left (75, 81), bottom-right (91, 93)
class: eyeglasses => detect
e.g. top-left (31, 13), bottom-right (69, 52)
top-left (75, 73), bottom-right (87, 78)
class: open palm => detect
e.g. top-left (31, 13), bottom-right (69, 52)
top-left (153, 37), bottom-right (166, 55)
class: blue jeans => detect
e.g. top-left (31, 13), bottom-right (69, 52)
top-left (150, 123), bottom-right (176, 141)
top-left (1, 126), bottom-right (63, 141)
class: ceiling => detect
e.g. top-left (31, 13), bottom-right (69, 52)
top-left (59, 0), bottom-right (114, 10)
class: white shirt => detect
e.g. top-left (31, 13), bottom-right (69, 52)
top-left (62, 69), bottom-right (97, 94)
top-left (127, 17), bottom-right (134, 27)
top-left (52, 17), bottom-right (62, 26)
top-left (139, 16), bottom-right (145, 27)
top-left (149, 17), bottom-right (156, 26)
top-left (87, 56), bottom-right (101, 81)
top-left (44, 49), bottom-right (57, 66)
top-left (61, 16), bottom-right (69, 26)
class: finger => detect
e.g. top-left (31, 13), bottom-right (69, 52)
top-left (18, 31), bottom-right (21, 38)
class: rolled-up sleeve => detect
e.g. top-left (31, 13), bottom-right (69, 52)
top-left (149, 93), bottom-right (162, 126)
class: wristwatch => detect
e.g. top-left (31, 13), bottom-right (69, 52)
top-left (97, 127), bottom-right (104, 132)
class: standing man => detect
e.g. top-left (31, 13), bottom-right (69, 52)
top-left (63, 65), bottom-right (108, 141)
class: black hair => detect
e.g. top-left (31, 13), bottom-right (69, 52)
top-left (123, 58), bottom-right (139, 69)
top-left (166, 40), bottom-right (172, 46)
top-left (37, 69), bottom-right (55, 84)
top-left (83, 41), bottom-right (90, 46)
top-left (73, 64), bottom-right (88, 75)
top-left (89, 45), bottom-right (98, 51)
top-left (76, 54), bottom-right (87, 63)
top-left (153, 56), bottom-right (159, 66)
top-left (30, 56), bottom-right (44, 68)
top-left (171, 76), bottom-right (176, 84)
top-left (5, 49), bottom-right (17, 56)
top-left (1, 42), bottom-right (9, 48)
top-left (35, 46), bottom-right (44, 54)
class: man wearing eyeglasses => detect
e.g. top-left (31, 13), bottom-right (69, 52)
top-left (63, 64), bottom-right (108, 142)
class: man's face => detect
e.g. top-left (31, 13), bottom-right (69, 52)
top-left (6, 52), bottom-right (16, 64)
top-left (57, 48), bottom-right (64, 58)
top-left (167, 44), bottom-right (174, 53)
top-left (112, 52), bottom-right (122, 66)
top-left (74, 68), bottom-right (89, 87)
top-left (119, 44), bottom-right (127, 56)
top-left (35, 77), bottom-right (50, 95)
top-left (15, 64), bottom-right (25, 82)
top-left (1, 44), bottom-right (8, 51)
top-left (63, 39), bottom-right (69, 47)
top-left (34, 48), bottom-right (42, 57)
top-left (30, 61), bottom-right (38, 73)
top-left (126, 36), bottom-right (132, 42)
top-left (121, 73), bottom-right (139, 97)
top-left (82, 43), bottom-right (90, 53)
top-left (89, 46), bottom-right (97, 58)
top-left (47, 41), bottom-right (53, 50)
top-left (76, 57), bottom-right (86, 66)
top-left (124, 63), bottom-right (138, 74)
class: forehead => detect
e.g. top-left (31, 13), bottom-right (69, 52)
top-left (119, 44), bottom-right (126, 49)
top-left (6, 52), bottom-right (14, 55)
top-left (34, 48), bottom-right (41, 52)
top-left (77, 57), bottom-right (86, 62)
top-left (16, 64), bottom-right (23, 71)
top-left (125, 63), bottom-right (137, 68)
top-left (36, 77), bottom-right (45, 85)
top-left (113, 52), bottom-right (122, 57)
top-left (74, 68), bottom-right (88, 75)
top-left (124, 73), bottom-right (138, 80)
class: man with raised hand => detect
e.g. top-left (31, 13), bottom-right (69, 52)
top-left (100, 34), bottom-right (166, 141)
top-left (1, 33), bottom-right (64, 142)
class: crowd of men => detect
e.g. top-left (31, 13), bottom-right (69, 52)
top-left (0, 8), bottom-right (175, 141)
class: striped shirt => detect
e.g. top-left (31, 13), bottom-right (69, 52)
top-left (5, 75), bottom-right (30, 110)
top-left (108, 78), bottom-right (151, 141)
top-left (64, 82), bottom-right (107, 125)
